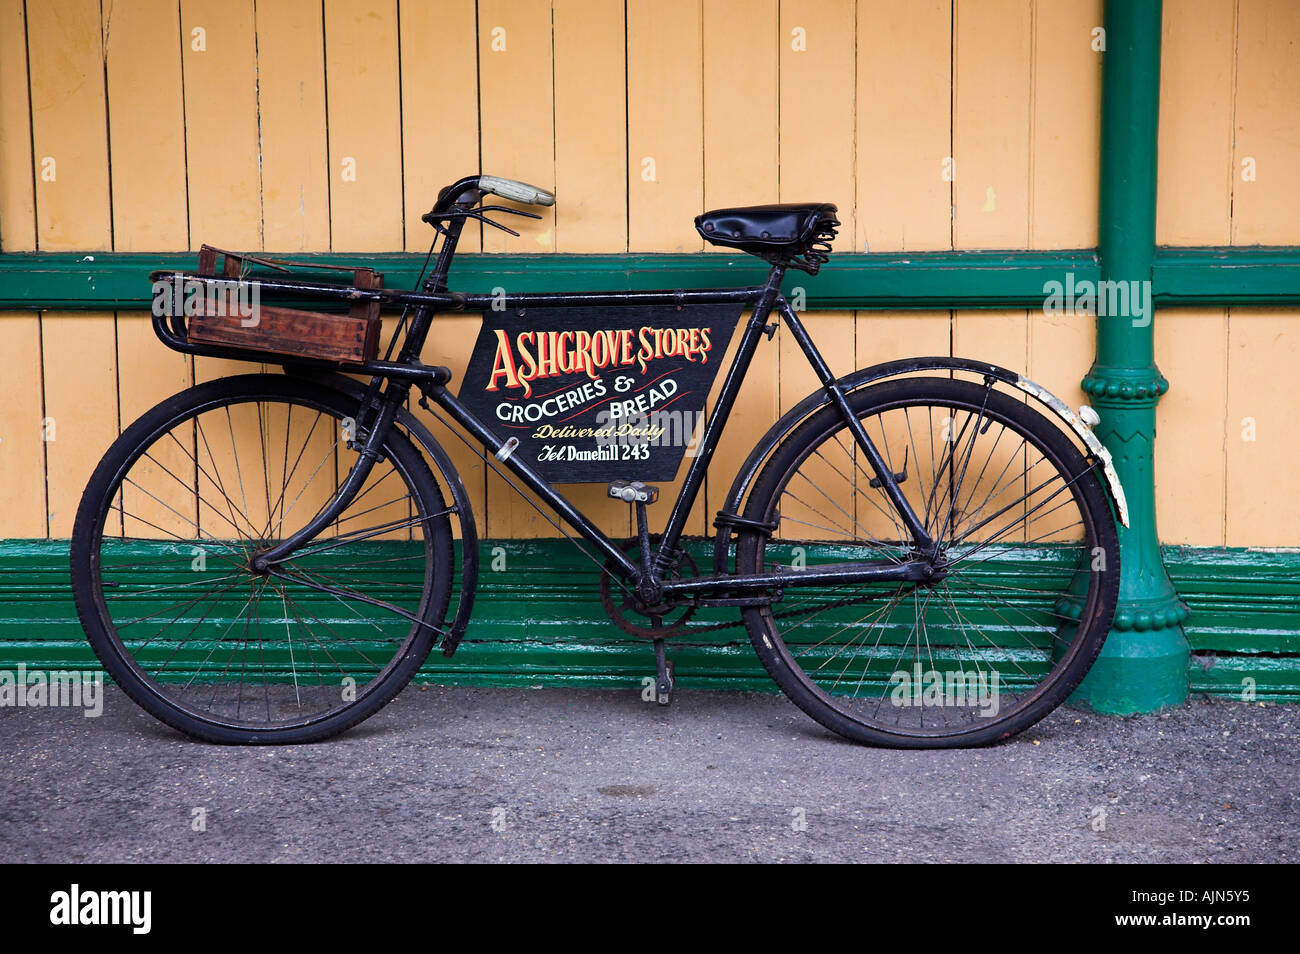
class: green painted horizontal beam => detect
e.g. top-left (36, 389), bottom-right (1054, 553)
top-left (1, 539), bottom-right (1296, 700)
top-left (4, 246), bottom-right (1300, 312)
top-left (1, 249), bottom-right (1100, 311)
top-left (1152, 246), bottom-right (1300, 306)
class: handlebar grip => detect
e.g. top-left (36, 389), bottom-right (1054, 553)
top-left (478, 175), bottom-right (555, 207)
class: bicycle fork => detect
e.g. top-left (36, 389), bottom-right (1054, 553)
top-left (250, 380), bottom-right (411, 572)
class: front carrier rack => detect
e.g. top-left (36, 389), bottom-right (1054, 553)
top-left (149, 248), bottom-right (765, 390)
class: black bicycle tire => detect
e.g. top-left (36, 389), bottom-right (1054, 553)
top-left (70, 373), bottom-right (454, 744)
top-left (736, 377), bottom-right (1121, 748)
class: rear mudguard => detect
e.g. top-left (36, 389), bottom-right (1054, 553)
top-left (711, 356), bottom-right (1129, 572)
top-left (283, 368), bottom-right (479, 656)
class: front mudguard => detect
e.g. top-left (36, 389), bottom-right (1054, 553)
top-left (283, 368), bottom-right (479, 656)
top-left (711, 356), bottom-right (1129, 572)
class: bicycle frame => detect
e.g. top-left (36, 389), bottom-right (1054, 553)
top-left (153, 217), bottom-right (938, 600)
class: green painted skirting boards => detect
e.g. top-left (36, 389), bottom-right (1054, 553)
top-left (0, 539), bottom-right (1296, 702)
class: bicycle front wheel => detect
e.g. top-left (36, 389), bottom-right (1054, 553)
top-left (736, 377), bottom-right (1120, 747)
top-left (71, 373), bottom-right (454, 744)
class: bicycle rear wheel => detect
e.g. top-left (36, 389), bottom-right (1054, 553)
top-left (736, 377), bottom-right (1120, 747)
top-left (70, 373), bottom-right (454, 744)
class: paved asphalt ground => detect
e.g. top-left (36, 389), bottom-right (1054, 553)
top-left (1, 685), bottom-right (1296, 863)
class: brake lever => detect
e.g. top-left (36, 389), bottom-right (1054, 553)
top-left (475, 204), bottom-right (543, 220)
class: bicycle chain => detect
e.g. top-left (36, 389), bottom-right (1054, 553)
top-left (598, 534), bottom-right (904, 637)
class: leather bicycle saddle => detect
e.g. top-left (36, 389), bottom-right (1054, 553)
top-left (694, 203), bottom-right (839, 273)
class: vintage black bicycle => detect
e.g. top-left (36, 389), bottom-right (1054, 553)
top-left (70, 174), bottom-right (1125, 747)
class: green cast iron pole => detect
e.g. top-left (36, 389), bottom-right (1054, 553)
top-left (1073, 0), bottom-right (1190, 712)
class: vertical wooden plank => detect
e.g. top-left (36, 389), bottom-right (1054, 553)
top-left (105, 0), bottom-right (188, 252)
top-left (0, 0), bottom-right (36, 252)
top-left (258, 0), bottom-right (330, 252)
top-left (1155, 310), bottom-right (1227, 546)
top-left (550, 0), bottom-right (631, 536)
top-left (1155, 0), bottom-right (1234, 245)
top-left (952, 0), bottom-right (1030, 415)
top-left (1231, 0), bottom-right (1300, 245)
top-left (322, 0), bottom-right (406, 538)
top-left (625, 0), bottom-right (705, 535)
top-left (181, 0), bottom-right (261, 250)
top-left (105, 0), bottom-right (195, 538)
top-left (856, 0), bottom-right (952, 252)
top-left (702, 0), bottom-right (779, 536)
top-left (776, 2), bottom-right (858, 538)
top-left (478, 0), bottom-right (558, 538)
top-left (400, 0), bottom-right (480, 253)
top-left (399, 4), bottom-right (487, 541)
top-left (1151, 0), bottom-right (1234, 547)
top-left (0, 1), bottom-right (44, 538)
top-left (181, 0), bottom-right (261, 383)
top-left (1030, 0), bottom-right (1102, 249)
top-left (40, 315), bottom-right (118, 538)
top-left (1223, 2), bottom-right (1300, 545)
top-left (27, 0), bottom-right (112, 251)
top-left (780, 0), bottom-right (857, 410)
top-left (1226, 310), bottom-right (1300, 546)
top-left (324, 0), bottom-right (403, 252)
top-left (401, 2), bottom-right (486, 540)
top-left (0, 315), bottom-right (47, 537)
top-left (477, 0), bottom-right (555, 255)
top-left (1027, 311), bottom-right (1092, 417)
top-left (554, 0), bottom-right (626, 253)
top-left (627, 0), bottom-right (703, 253)
top-left (27, 0), bottom-right (116, 538)
top-left (953, 0), bottom-right (1031, 249)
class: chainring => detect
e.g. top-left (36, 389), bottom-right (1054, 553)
top-left (598, 538), bottom-right (700, 639)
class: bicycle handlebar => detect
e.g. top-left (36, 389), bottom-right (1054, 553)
top-left (477, 175), bottom-right (555, 207)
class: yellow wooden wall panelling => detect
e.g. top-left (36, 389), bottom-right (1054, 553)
top-left (401, 0), bottom-right (486, 541)
top-left (627, 0), bottom-right (704, 254)
top-left (1025, 0), bottom-right (1100, 425)
top-left (0, 0), bottom-right (36, 252)
top-left (324, 0), bottom-right (404, 252)
top-left (1230, 0), bottom-right (1300, 246)
top-left (477, 0), bottom-right (560, 538)
top-left (322, 0), bottom-right (407, 538)
top-left (1153, 0), bottom-right (1236, 547)
top-left (476, 0), bottom-right (555, 255)
top-left (777, 1), bottom-right (858, 539)
top-left (257, 0), bottom-right (331, 253)
top-left (0, 0), bottom-right (45, 538)
top-left (550, 0), bottom-right (632, 537)
top-left (626, 0), bottom-right (705, 535)
top-left (1156, 0), bottom-right (1235, 246)
top-left (554, 0), bottom-right (626, 254)
top-left (400, 0), bottom-right (480, 254)
top-left (951, 0), bottom-right (1030, 538)
top-left (181, 0), bottom-right (262, 384)
top-left (104, 0), bottom-right (196, 540)
top-left (854, 0), bottom-right (953, 536)
top-left (27, 0), bottom-right (116, 539)
top-left (703, 0), bottom-right (779, 538)
top-left (856, 0), bottom-right (952, 253)
top-left (1226, 308), bottom-right (1300, 546)
top-left (1225, 0), bottom-right (1300, 546)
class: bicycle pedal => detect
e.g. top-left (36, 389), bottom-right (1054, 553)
top-left (608, 479), bottom-right (659, 504)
